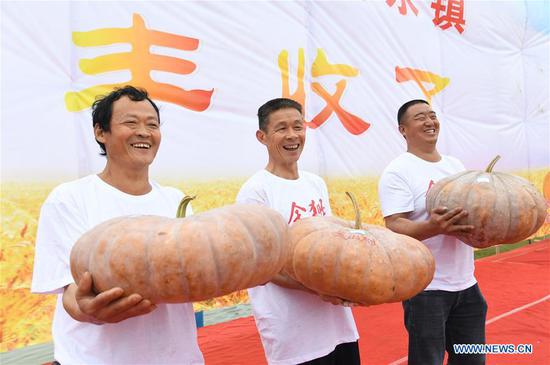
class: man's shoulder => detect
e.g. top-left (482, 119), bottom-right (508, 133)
top-left (441, 154), bottom-right (465, 169)
top-left (150, 181), bottom-right (184, 198)
top-left (381, 153), bottom-right (413, 175)
top-left (46, 175), bottom-right (97, 203)
top-left (241, 170), bottom-right (271, 186)
top-left (236, 170), bottom-right (271, 204)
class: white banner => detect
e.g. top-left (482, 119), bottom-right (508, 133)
top-left (1, 1), bottom-right (548, 182)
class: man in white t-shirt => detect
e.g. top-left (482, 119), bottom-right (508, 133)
top-left (236, 98), bottom-right (359, 365)
top-left (31, 86), bottom-right (204, 364)
top-left (378, 99), bottom-right (487, 365)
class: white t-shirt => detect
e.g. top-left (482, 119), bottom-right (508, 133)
top-left (31, 175), bottom-right (204, 365)
top-left (378, 152), bottom-right (476, 291)
top-left (236, 169), bottom-right (359, 365)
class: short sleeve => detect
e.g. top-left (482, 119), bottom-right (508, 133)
top-left (236, 179), bottom-right (268, 206)
top-left (448, 156), bottom-right (467, 172)
top-left (378, 170), bottom-right (415, 218)
top-left (31, 195), bottom-right (87, 294)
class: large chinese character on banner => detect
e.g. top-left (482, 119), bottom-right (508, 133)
top-left (65, 13), bottom-right (213, 112)
top-left (279, 48), bottom-right (370, 135)
top-left (395, 66), bottom-right (450, 102)
top-left (431, 0), bottom-right (466, 34)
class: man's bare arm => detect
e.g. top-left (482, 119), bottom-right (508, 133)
top-left (384, 207), bottom-right (474, 241)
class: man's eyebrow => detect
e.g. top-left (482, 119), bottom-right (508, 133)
top-left (122, 112), bottom-right (159, 120)
top-left (413, 111), bottom-right (436, 118)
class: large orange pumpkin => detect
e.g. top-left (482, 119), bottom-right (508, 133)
top-left (283, 193), bottom-right (435, 306)
top-left (70, 197), bottom-right (289, 303)
top-left (426, 156), bottom-right (547, 248)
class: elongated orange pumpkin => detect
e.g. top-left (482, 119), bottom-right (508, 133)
top-left (70, 197), bottom-right (289, 303)
top-left (426, 156), bottom-right (547, 248)
top-left (283, 193), bottom-right (435, 306)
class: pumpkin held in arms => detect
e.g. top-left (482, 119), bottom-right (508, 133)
top-left (70, 196), bottom-right (289, 303)
top-left (426, 155), bottom-right (547, 248)
top-left (283, 192), bottom-right (436, 306)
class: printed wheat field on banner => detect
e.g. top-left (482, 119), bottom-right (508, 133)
top-left (1, 170), bottom-right (549, 351)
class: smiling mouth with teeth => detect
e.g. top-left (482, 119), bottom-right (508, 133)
top-left (283, 144), bottom-right (299, 151)
top-left (132, 143), bottom-right (151, 149)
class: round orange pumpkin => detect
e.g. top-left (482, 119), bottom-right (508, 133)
top-left (283, 193), bottom-right (435, 306)
top-left (70, 197), bottom-right (289, 303)
top-left (426, 156), bottom-right (547, 248)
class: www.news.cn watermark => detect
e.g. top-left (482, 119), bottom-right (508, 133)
top-left (454, 344), bottom-right (533, 355)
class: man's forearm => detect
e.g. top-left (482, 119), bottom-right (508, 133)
top-left (385, 217), bottom-right (439, 241)
top-left (62, 283), bottom-right (90, 322)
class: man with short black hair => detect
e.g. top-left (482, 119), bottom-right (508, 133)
top-left (378, 99), bottom-right (487, 365)
top-left (237, 98), bottom-right (360, 365)
top-left (32, 86), bottom-right (204, 364)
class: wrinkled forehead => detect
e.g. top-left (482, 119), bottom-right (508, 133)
top-left (112, 97), bottom-right (159, 120)
top-left (266, 107), bottom-right (303, 127)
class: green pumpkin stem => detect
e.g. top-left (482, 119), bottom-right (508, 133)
top-left (345, 191), bottom-right (362, 230)
top-left (485, 155), bottom-right (501, 173)
top-left (177, 195), bottom-right (196, 218)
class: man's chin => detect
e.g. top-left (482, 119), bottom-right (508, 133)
top-left (286, 152), bottom-right (302, 161)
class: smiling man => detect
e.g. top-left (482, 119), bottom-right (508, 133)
top-left (236, 98), bottom-right (360, 365)
top-left (378, 100), bottom-right (487, 365)
top-left (31, 86), bottom-right (204, 365)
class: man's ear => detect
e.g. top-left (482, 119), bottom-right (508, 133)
top-left (94, 124), bottom-right (106, 143)
top-left (398, 124), bottom-right (407, 140)
top-left (256, 129), bottom-right (267, 145)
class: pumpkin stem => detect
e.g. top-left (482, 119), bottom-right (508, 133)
top-left (485, 155), bottom-right (501, 173)
top-left (177, 195), bottom-right (196, 218)
top-left (345, 192), bottom-right (362, 230)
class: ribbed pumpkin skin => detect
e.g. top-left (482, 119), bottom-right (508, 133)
top-left (70, 204), bottom-right (288, 303)
top-left (284, 216), bottom-right (435, 306)
top-left (426, 171), bottom-right (547, 248)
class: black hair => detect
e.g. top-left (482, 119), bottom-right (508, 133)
top-left (92, 85), bottom-right (159, 155)
top-left (257, 98), bottom-right (303, 131)
top-left (397, 99), bottom-right (429, 125)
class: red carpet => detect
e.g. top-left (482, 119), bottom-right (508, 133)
top-left (198, 240), bottom-right (550, 364)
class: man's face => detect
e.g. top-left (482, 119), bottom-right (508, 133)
top-left (257, 107), bottom-right (306, 167)
top-left (399, 102), bottom-right (440, 147)
top-left (95, 96), bottom-right (161, 170)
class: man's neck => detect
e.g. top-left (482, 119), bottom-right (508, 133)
top-left (98, 163), bottom-right (152, 195)
top-left (407, 145), bottom-right (441, 162)
top-left (265, 161), bottom-right (299, 180)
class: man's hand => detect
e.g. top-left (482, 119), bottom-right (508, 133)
top-left (428, 206), bottom-right (475, 236)
top-left (63, 272), bottom-right (157, 325)
top-left (385, 207), bottom-right (475, 241)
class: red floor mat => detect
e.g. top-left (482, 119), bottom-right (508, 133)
top-left (198, 240), bottom-right (550, 365)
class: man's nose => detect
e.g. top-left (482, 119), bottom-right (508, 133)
top-left (136, 123), bottom-right (152, 137)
